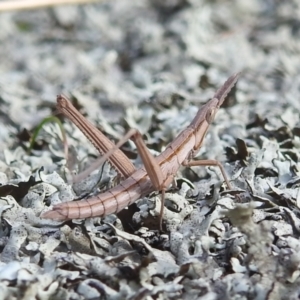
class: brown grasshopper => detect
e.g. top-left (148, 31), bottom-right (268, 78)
top-left (42, 73), bottom-right (240, 230)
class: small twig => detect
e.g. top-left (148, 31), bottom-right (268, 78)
top-left (0, 0), bottom-right (100, 12)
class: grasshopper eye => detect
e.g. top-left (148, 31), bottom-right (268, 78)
top-left (206, 107), bottom-right (216, 123)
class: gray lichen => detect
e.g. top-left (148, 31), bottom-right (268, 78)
top-left (1, 0), bottom-right (300, 299)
